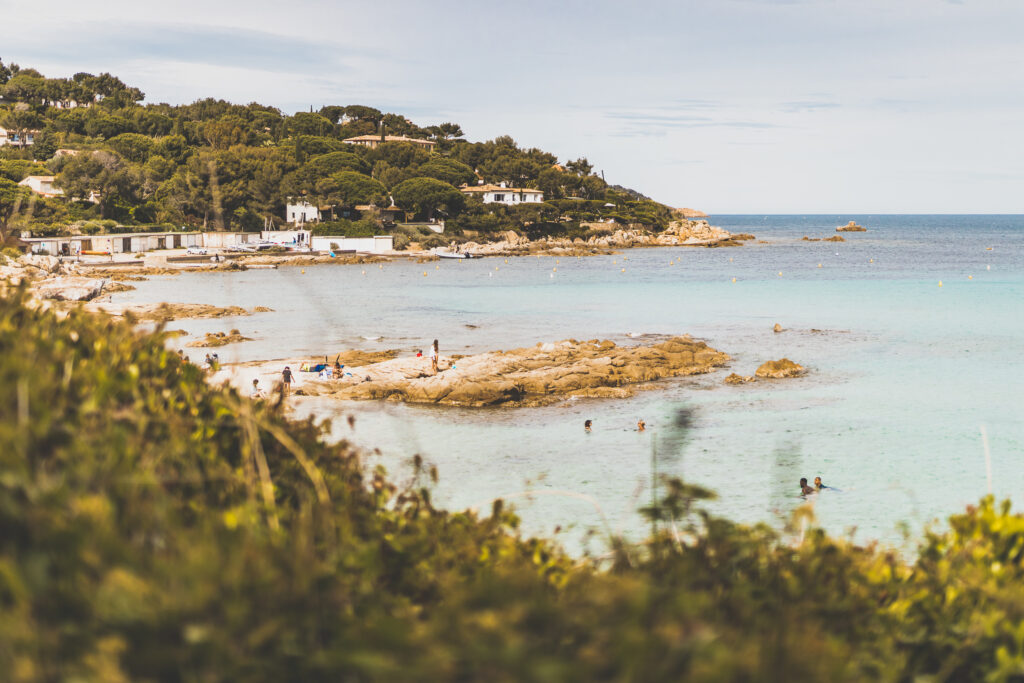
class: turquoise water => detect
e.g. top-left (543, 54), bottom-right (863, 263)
top-left (112, 215), bottom-right (1024, 554)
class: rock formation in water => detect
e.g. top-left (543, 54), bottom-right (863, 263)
top-left (297, 337), bottom-right (729, 407)
top-left (755, 358), bottom-right (804, 379)
top-left (836, 221), bottom-right (866, 232)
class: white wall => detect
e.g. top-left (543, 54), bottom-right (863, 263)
top-left (286, 202), bottom-right (320, 224)
top-left (311, 235), bottom-right (394, 253)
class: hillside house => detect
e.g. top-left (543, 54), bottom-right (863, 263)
top-left (459, 182), bottom-right (544, 206)
top-left (343, 135), bottom-right (436, 152)
top-left (18, 176), bottom-right (63, 198)
top-left (286, 200), bottom-right (320, 224)
top-left (0, 126), bottom-right (37, 147)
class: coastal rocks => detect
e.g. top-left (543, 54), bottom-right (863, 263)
top-left (837, 221), bottom-right (866, 232)
top-left (89, 302), bottom-right (263, 322)
top-left (755, 358), bottom-right (804, 379)
top-left (33, 277), bottom-right (108, 301)
top-left (724, 373), bottom-right (755, 385)
top-left (306, 336), bottom-right (730, 408)
top-left (187, 330), bottom-right (253, 347)
top-left (674, 207), bottom-right (708, 218)
top-left (334, 349), bottom-right (400, 366)
top-left (825, 235), bottom-right (845, 242)
top-left (732, 233), bottom-right (756, 241)
top-left (773, 323), bottom-right (783, 333)
top-left (457, 220), bottom-right (745, 256)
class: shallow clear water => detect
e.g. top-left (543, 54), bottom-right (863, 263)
top-left (111, 215), bottom-right (1024, 554)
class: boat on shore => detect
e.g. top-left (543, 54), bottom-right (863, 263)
top-left (434, 250), bottom-right (480, 260)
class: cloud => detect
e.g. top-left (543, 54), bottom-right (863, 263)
top-left (8, 22), bottom-right (362, 76)
top-left (780, 99), bottom-right (841, 113)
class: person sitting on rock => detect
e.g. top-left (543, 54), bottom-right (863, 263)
top-left (800, 478), bottom-right (815, 496)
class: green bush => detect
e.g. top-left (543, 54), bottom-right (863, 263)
top-left (6, 286), bottom-right (1024, 680)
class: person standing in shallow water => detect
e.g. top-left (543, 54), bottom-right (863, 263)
top-left (637, 419), bottom-right (646, 432)
top-left (799, 478), bottom-right (815, 495)
top-left (429, 339), bottom-right (439, 374)
top-left (584, 420), bottom-right (592, 432)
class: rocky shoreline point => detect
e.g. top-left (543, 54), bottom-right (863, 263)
top-left (233, 336), bottom-right (730, 408)
top-left (458, 219), bottom-right (750, 257)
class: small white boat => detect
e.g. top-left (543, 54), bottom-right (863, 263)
top-left (435, 250), bottom-right (479, 259)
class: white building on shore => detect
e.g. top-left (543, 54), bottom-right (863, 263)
top-left (459, 182), bottom-right (543, 206)
top-left (286, 200), bottom-right (321, 224)
top-left (0, 126), bottom-right (37, 147)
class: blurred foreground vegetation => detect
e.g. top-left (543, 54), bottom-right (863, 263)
top-left (3, 287), bottom-right (1024, 681)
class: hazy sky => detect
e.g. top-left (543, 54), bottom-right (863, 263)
top-left (3, 0), bottom-right (1023, 212)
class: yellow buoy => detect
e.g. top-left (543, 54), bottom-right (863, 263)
top-left (817, 263), bottom-right (822, 268)
top-left (731, 277), bottom-right (736, 283)
top-left (423, 271), bottom-right (427, 276)
top-left (379, 264), bottom-right (383, 269)
top-left (778, 271), bottom-right (783, 276)
top-left (556, 259), bottom-right (560, 264)
top-left (504, 258), bottom-right (508, 264)
top-left (495, 266), bottom-right (499, 271)
top-left (938, 280), bottom-right (943, 287)
top-left (553, 267), bottom-right (557, 272)
top-left (435, 265), bottom-right (439, 270)
top-left (621, 268), bottom-right (626, 273)
top-left (968, 275), bottom-right (973, 280)
top-left (361, 270), bottom-right (366, 275)
top-left (729, 257), bottom-right (733, 262)
top-left (613, 260), bottom-right (617, 264)
top-left (300, 269), bottom-right (305, 274)
top-left (869, 258), bottom-right (874, 263)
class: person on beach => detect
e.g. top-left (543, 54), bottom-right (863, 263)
top-left (429, 339), bottom-right (439, 374)
top-left (249, 378), bottom-right (265, 399)
top-left (799, 478), bottom-right (815, 496)
top-left (334, 360), bottom-right (343, 378)
top-left (282, 366), bottom-right (293, 396)
top-left (637, 419), bottom-right (646, 432)
top-left (585, 419), bottom-right (593, 432)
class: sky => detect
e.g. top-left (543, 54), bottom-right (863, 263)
top-left (2, 0), bottom-right (1023, 213)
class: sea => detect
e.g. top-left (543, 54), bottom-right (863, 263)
top-left (110, 215), bottom-right (1024, 556)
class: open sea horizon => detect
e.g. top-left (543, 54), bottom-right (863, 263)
top-left (110, 214), bottom-right (1024, 555)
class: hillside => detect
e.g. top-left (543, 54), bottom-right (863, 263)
top-left (0, 60), bottom-right (690, 248)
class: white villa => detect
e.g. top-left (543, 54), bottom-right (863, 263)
top-left (286, 200), bottom-right (321, 224)
top-left (0, 127), bottom-right (37, 147)
top-left (343, 135), bottom-right (436, 152)
top-left (18, 175), bottom-right (63, 198)
top-left (459, 182), bottom-right (544, 206)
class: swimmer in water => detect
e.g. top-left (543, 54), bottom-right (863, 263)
top-left (584, 419), bottom-right (592, 432)
top-left (799, 478), bottom-right (815, 496)
top-left (814, 476), bottom-right (829, 490)
top-left (637, 419), bottom-right (646, 432)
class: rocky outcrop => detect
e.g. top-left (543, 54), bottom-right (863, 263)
top-left (33, 277), bottom-right (108, 301)
top-left (297, 337), bottom-right (729, 407)
top-left (458, 220), bottom-right (743, 257)
top-left (825, 235), bottom-right (845, 242)
top-left (724, 373), bottom-right (755, 385)
top-left (773, 323), bottom-right (783, 333)
top-left (675, 207), bottom-right (708, 218)
top-left (187, 330), bottom-right (253, 347)
top-left (88, 302), bottom-right (268, 322)
top-left (837, 221), bottom-right (866, 232)
top-left (755, 359), bottom-right (804, 379)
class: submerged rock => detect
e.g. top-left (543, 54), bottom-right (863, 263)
top-left (755, 358), bottom-right (804, 379)
top-left (303, 336), bottom-right (730, 407)
top-left (724, 373), bottom-right (755, 385)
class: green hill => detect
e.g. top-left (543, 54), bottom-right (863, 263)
top-left (0, 60), bottom-right (674, 246)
